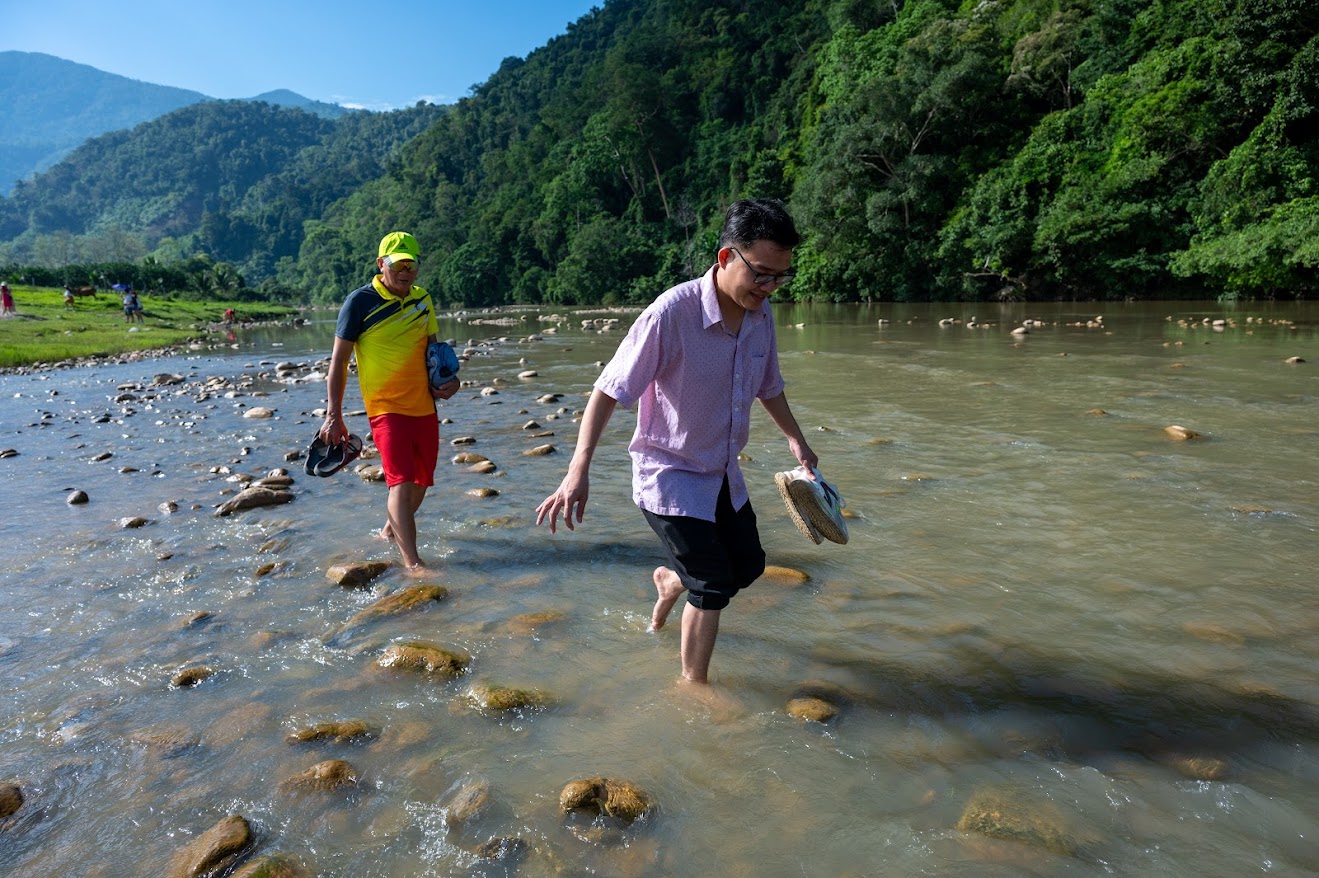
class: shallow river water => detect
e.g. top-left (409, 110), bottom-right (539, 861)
top-left (1, 301), bottom-right (1317, 877)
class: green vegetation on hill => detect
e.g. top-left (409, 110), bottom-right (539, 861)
top-left (2, 0), bottom-right (1316, 304)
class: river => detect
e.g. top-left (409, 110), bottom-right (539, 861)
top-left (1, 300), bottom-right (1316, 877)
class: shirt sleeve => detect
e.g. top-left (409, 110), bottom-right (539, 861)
top-left (595, 307), bottom-right (665, 409)
top-left (335, 291), bottom-right (363, 342)
top-left (755, 309), bottom-right (786, 400)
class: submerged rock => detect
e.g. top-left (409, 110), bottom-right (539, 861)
top-left (472, 836), bottom-right (528, 863)
top-left (761, 565), bottom-right (810, 585)
top-left (451, 452), bottom-right (489, 464)
top-left (1163, 424), bottom-right (1204, 441)
top-left (466, 486), bottom-right (499, 498)
top-left (347, 585), bottom-right (448, 624)
top-left (444, 778), bottom-right (493, 827)
top-left (377, 641), bottom-right (469, 679)
top-left (326, 561), bottom-right (392, 588)
top-left (505, 609), bottom-right (567, 635)
top-left (171, 666), bottom-right (216, 688)
top-left (786, 696), bottom-right (838, 723)
top-left (464, 683), bottom-right (547, 713)
top-left (66, 490), bottom-right (89, 505)
top-left (559, 777), bottom-right (654, 825)
top-left (0, 783), bottom-right (23, 819)
top-left (522, 444), bottom-right (556, 456)
top-left (956, 788), bottom-right (1093, 856)
top-left (285, 720), bottom-right (375, 745)
top-left (230, 854), bottom-right (314, 878)
top-left (280, 758), bottom-right (359, 792)
top-left (165, 813), bottom-right (252, 878)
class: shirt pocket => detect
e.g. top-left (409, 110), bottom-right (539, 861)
top-left (744, 350), bottom-right (769, 401)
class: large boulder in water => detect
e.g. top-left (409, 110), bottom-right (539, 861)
top-left (231, 854), bottom-right (315, 878)
top-left (0, 783), bottom-right (22, 819)
top-left (326, 561), bottom-right (391, 588)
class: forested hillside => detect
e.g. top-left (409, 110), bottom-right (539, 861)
top-left (3, 0), bottom-right (1316, 304)
top-left (0, 100), bottom-right (446, 288)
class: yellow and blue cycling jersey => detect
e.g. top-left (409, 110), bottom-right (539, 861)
top-left (335, 276), bottom-right (439, 417)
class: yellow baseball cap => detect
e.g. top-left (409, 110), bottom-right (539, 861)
top-left (378, 231), bottom-right (420, 262)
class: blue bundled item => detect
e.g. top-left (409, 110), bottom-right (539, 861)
top-left (426, 340), bottom-right (460, 389)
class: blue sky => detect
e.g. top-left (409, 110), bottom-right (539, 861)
top-left (0, 0), bottom-right (603, 109)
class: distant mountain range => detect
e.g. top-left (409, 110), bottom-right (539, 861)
top-left (0, 51), bottom-right (353, 194)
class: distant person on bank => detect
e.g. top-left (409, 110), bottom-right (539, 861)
top-left (321, 232), bottom-right (459, 570)
top-left (535, 198), bottom-right (819, 685)
top-left (1, 282), bottom-right (14, 316)
top-left (64, 286), bottom-right (75, 308)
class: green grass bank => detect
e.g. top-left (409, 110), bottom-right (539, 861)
top-left (0, 285), bottom-right (298, 369)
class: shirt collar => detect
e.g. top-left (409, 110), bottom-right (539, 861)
top-left (699, 264), bottom-right (767, 330)
top-left (372, 275), bottom-right (408, 301)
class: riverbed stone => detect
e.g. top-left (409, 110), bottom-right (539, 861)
top-left (0, 783), bottom-right (23, 819)
top-left (280, 758), bottom-right (359, 792)
top-left (444, 778), bottom-right (492, 827)
top-left (505, 609), bottom-right (566, 635)
top-left (559, 777), bottom-right (654, 825)
top-left (464, 683), bottom-right (546, 713)
top-left (377, 641), bottom-right (469, 678)
top-left (243, 407), bottom-right (275, 419)
top-left (1163, 424), bottom-right (1203, 441)
top-left (356, 464), bottom-right (385, 481)
top-left (472, 836), bottom-right (528, 863)
top-left (286, 720), bottom-right (376, 745)
top-left (761, 565), bottom-right (810, 585)
top-left (119, 516), bottom-right (151, 529)
top-left (466, 460), bottom-right (497, 474)
top-left (451, 436), bottom-right (476, 446)
top-left (0, 448), bottom-right (17, 459)
top-left (67, 490), bottom-right (89, 505)
top-left (171, 666), bottom-right (216, 688)
top-left (215, 486), bottom-right (294, 517)
top-left (1284, 356), bottom-right (1305, 364)
top-left (786, 696), bottom-right (838, 723)
top-left (956, 788), bottom-right (1088, 855)
top-left (346, 584), bottom-right (448, 625)
top-left (153, 373), bottom-right (186, 386)
top-left (452, 451), bottom-right (488, 464)
top-left (523, 444), bottom-right (556, 456)
top-left (230, 854), bottom-right (314, 878)
top-left (466, 486), bottom-right (499, 498)
top-left (326, 561), bottom-right (392, 588)
top-left (165, 813), bottom-right (252, 878)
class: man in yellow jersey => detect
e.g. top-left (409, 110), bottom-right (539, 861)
top-left (320, 232), bottom-right (459, 569)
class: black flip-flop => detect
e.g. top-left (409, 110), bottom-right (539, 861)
top-left (304, 434), bottom-right (331, 476)
top-left (314, 433), bottom-right (363, 476)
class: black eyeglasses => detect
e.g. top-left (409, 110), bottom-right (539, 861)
top-left (731, 249), bottom-right (795, 286)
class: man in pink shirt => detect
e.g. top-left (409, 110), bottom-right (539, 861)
top-left (536, 199), bottom-right (818, 684)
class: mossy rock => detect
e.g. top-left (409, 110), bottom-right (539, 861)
top-left (285, 720), bottom-right (375, 744)
top-left (465, 683), bottom-right (547, 713)
top-left (349, 585), bottom-right (448, 623)
top-left (279, 758), bottom-right (359, 792)
top-left (231, 854), bottom-right (314, 878)
top-left (560, 777), bottom-right (654, 825)
top-left (376, 641), bottom-right (469, 678)
top-left (786, 696), bottom-right (838, 723)
top-left (956, 788), bottom-right (1093, 856)
top-left (166, 814), bottom-right (252, 878)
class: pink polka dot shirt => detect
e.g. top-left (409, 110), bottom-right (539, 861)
top-left (595, 266), bottom-right (785, 521)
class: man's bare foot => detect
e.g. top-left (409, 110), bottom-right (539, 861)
top-left (403, 560), bottom-right (428, 577)
top-left (377, 522), bottom-right (395, 542)
top-left (649, 566), bottom-right (684, 632)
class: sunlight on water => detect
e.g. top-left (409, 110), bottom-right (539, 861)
top-left (1, 301), bottom-right (1317, 876)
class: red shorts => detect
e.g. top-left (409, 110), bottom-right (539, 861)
top-left (368, 412), bottom-right (439, 488)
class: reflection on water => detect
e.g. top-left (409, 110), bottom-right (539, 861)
top-left (1, 302), bottom-right (1317, 877)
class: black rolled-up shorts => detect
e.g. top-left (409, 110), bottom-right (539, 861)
top-left (641, 477), bottom-right (766, 612)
